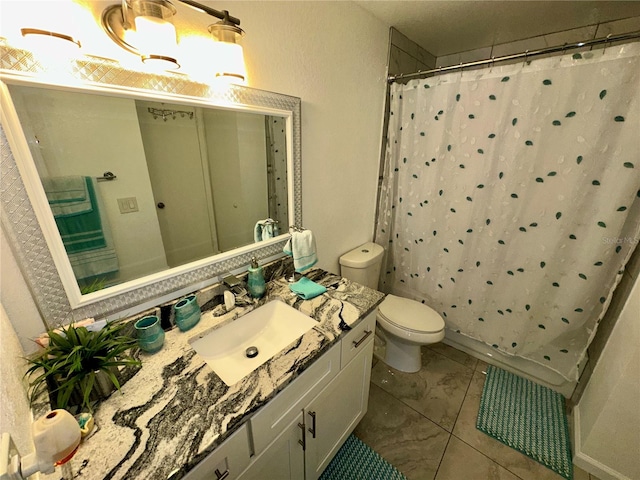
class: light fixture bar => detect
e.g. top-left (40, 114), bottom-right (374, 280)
top-left (176, 0), bottom-right (240, 26)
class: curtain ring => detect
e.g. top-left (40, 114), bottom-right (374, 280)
top-left (523, 50), bottom-right (529, 67)
top-left (604, 33), bottom-right (612, 54)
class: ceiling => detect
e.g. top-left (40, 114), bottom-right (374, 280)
top-left (355, 1), bottom-right (640, 57)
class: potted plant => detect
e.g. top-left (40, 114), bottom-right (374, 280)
top-left (25, 319), bottom-right (141, 413)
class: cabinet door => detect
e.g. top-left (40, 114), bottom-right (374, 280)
top-left (237, 417), bottom-right (304, 480)
top-left (304, 339), bottom-right (373, 480)
top-left (182, 424), bottom-right (251, 480)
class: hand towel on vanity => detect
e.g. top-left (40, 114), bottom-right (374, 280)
top-left (283, 229), bottom-right (318, 273)
top-left (289, 277), bottom-right (327, 300)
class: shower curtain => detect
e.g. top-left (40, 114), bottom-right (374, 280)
top-left (376, 42), bottom-right (640, 381)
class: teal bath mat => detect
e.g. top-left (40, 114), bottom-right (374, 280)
top-left (477, 366), bottom-right (573, 480)
top-left (320, 435), bottom-right (407, 480)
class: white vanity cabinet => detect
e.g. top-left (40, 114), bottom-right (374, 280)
top-left (182, 423), bottom-right (252, 480)
top-left (183, 310), bottom-right (376, 480)
top-left (239, 311), bottom-right (376, 480)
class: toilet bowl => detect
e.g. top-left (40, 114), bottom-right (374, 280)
top-left (339, 242), bottom-right (446, 373)
top-left (376, 294), bottom-right (445, 372)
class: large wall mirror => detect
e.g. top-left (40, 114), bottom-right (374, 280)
top-left (0, 47), bottom-right (301, 324)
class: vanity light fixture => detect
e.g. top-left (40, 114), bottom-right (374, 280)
top-left (102, 0), bottom-right (180, 70)
top-left (102, 0), bottom-right (246, 81)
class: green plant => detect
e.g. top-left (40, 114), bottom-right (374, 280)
top-left (79, 277), bottom-right (108, 294)
top-left (25, 319), bottom-right (141, 413)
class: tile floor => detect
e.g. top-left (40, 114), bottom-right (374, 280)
top-left (354, 342), bottom-right (598, 480)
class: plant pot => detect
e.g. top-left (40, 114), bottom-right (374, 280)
top-left (46, 368), bottom-right (120, 413)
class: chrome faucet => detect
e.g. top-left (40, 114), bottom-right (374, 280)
top-left (221, 273), bottom-right (251, 305)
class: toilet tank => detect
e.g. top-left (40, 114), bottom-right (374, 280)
top-left (339, 242), bottom-right (384, 290)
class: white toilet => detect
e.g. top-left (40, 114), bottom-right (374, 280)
top-left (339, 242), bottom-right (446, 373)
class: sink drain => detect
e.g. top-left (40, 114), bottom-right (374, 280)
top-left (245, 346), bottom-right (259, 358)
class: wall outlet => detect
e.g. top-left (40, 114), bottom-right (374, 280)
top-left (117, 197), bottom-right (139, 214)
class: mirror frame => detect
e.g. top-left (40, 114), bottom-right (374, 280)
top-left (0, 44), bottom-right (301, 325)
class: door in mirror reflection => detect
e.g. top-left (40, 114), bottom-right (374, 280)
top-left (8, 84), bottom-right (289, 294)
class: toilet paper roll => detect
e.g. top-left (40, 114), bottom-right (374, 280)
top-left (32, 409), bottom-right (81, 470)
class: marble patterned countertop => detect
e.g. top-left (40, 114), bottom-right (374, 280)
top-left (45, 269), bottom-right (384, 480)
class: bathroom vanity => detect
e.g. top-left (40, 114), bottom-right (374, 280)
top-left (41, 270), bottom-right (383, 480)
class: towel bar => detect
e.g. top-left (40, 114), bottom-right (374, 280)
top-left (96, 171), bottom-right (117, 182)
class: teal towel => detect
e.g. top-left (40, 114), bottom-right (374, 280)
top-left (54, 177), bottom-right (106, 254)
top-left (290, 277), bottom-right (327, 300)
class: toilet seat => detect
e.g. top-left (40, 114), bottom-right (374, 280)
top-left (378, 295), bottom-right (444, 334)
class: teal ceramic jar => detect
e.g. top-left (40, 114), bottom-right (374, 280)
top-left (134, 315), bottom-right (165, 353)
top-left (174, 294), bottom-right (201, 332)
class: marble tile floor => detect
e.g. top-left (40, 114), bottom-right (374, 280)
top-left (354, 342), bottom-right (598, 480)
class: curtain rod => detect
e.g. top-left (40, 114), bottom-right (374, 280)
top-left (388, 30), bottom-right (640, 84)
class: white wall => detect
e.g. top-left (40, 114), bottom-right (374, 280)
top-left (0, 226), bottom-right (46, 353)
top-left (0, 304), bottom-right (34, 454)
top-left (228, 1), bottom-right (389, 273)
top-left (573, 274), bottom-right (640, 480)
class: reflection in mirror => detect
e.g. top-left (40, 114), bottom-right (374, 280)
top-left (8, 84), bottom-right (289, 294)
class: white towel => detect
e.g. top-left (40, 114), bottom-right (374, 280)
top-left (42, 175), bottom-right (92, 216)
top-left (254, 219), bottom-right (277, 242)
top-left (283, 230), bottom-right (318, 272)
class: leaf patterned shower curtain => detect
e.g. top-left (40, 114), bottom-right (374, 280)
top-left (376, 43), bottom-right (640, 381)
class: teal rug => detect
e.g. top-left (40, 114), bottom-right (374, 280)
top-left (320, 435), bottom-right (407, 480)
top-left (477, 365), bottom-right (573, 480)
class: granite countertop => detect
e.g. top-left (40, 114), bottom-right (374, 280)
top-left (47, 269), bottom-right (384, 480)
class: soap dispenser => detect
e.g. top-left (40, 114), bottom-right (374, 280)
top-left (247, 256), bottom-right (266, 298)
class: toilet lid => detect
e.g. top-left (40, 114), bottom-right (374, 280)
top-left (378, 295), bottom-right (444, 333)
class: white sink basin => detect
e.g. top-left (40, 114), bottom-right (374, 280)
top-left (189, 300), bottom-right (317, 386)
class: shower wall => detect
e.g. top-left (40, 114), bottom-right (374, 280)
top-left (376, 29), bottom-right (438, 213)
top-left (436, 16), bottom-right (640, 68)
top-left (388, 27), bottom-right (436, 79)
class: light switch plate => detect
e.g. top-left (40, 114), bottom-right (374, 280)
top-left (117, 197), bottom-right (139, 214)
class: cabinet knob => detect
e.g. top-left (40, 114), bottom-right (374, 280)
top-left (157, 202), bottom-right (165, 209)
